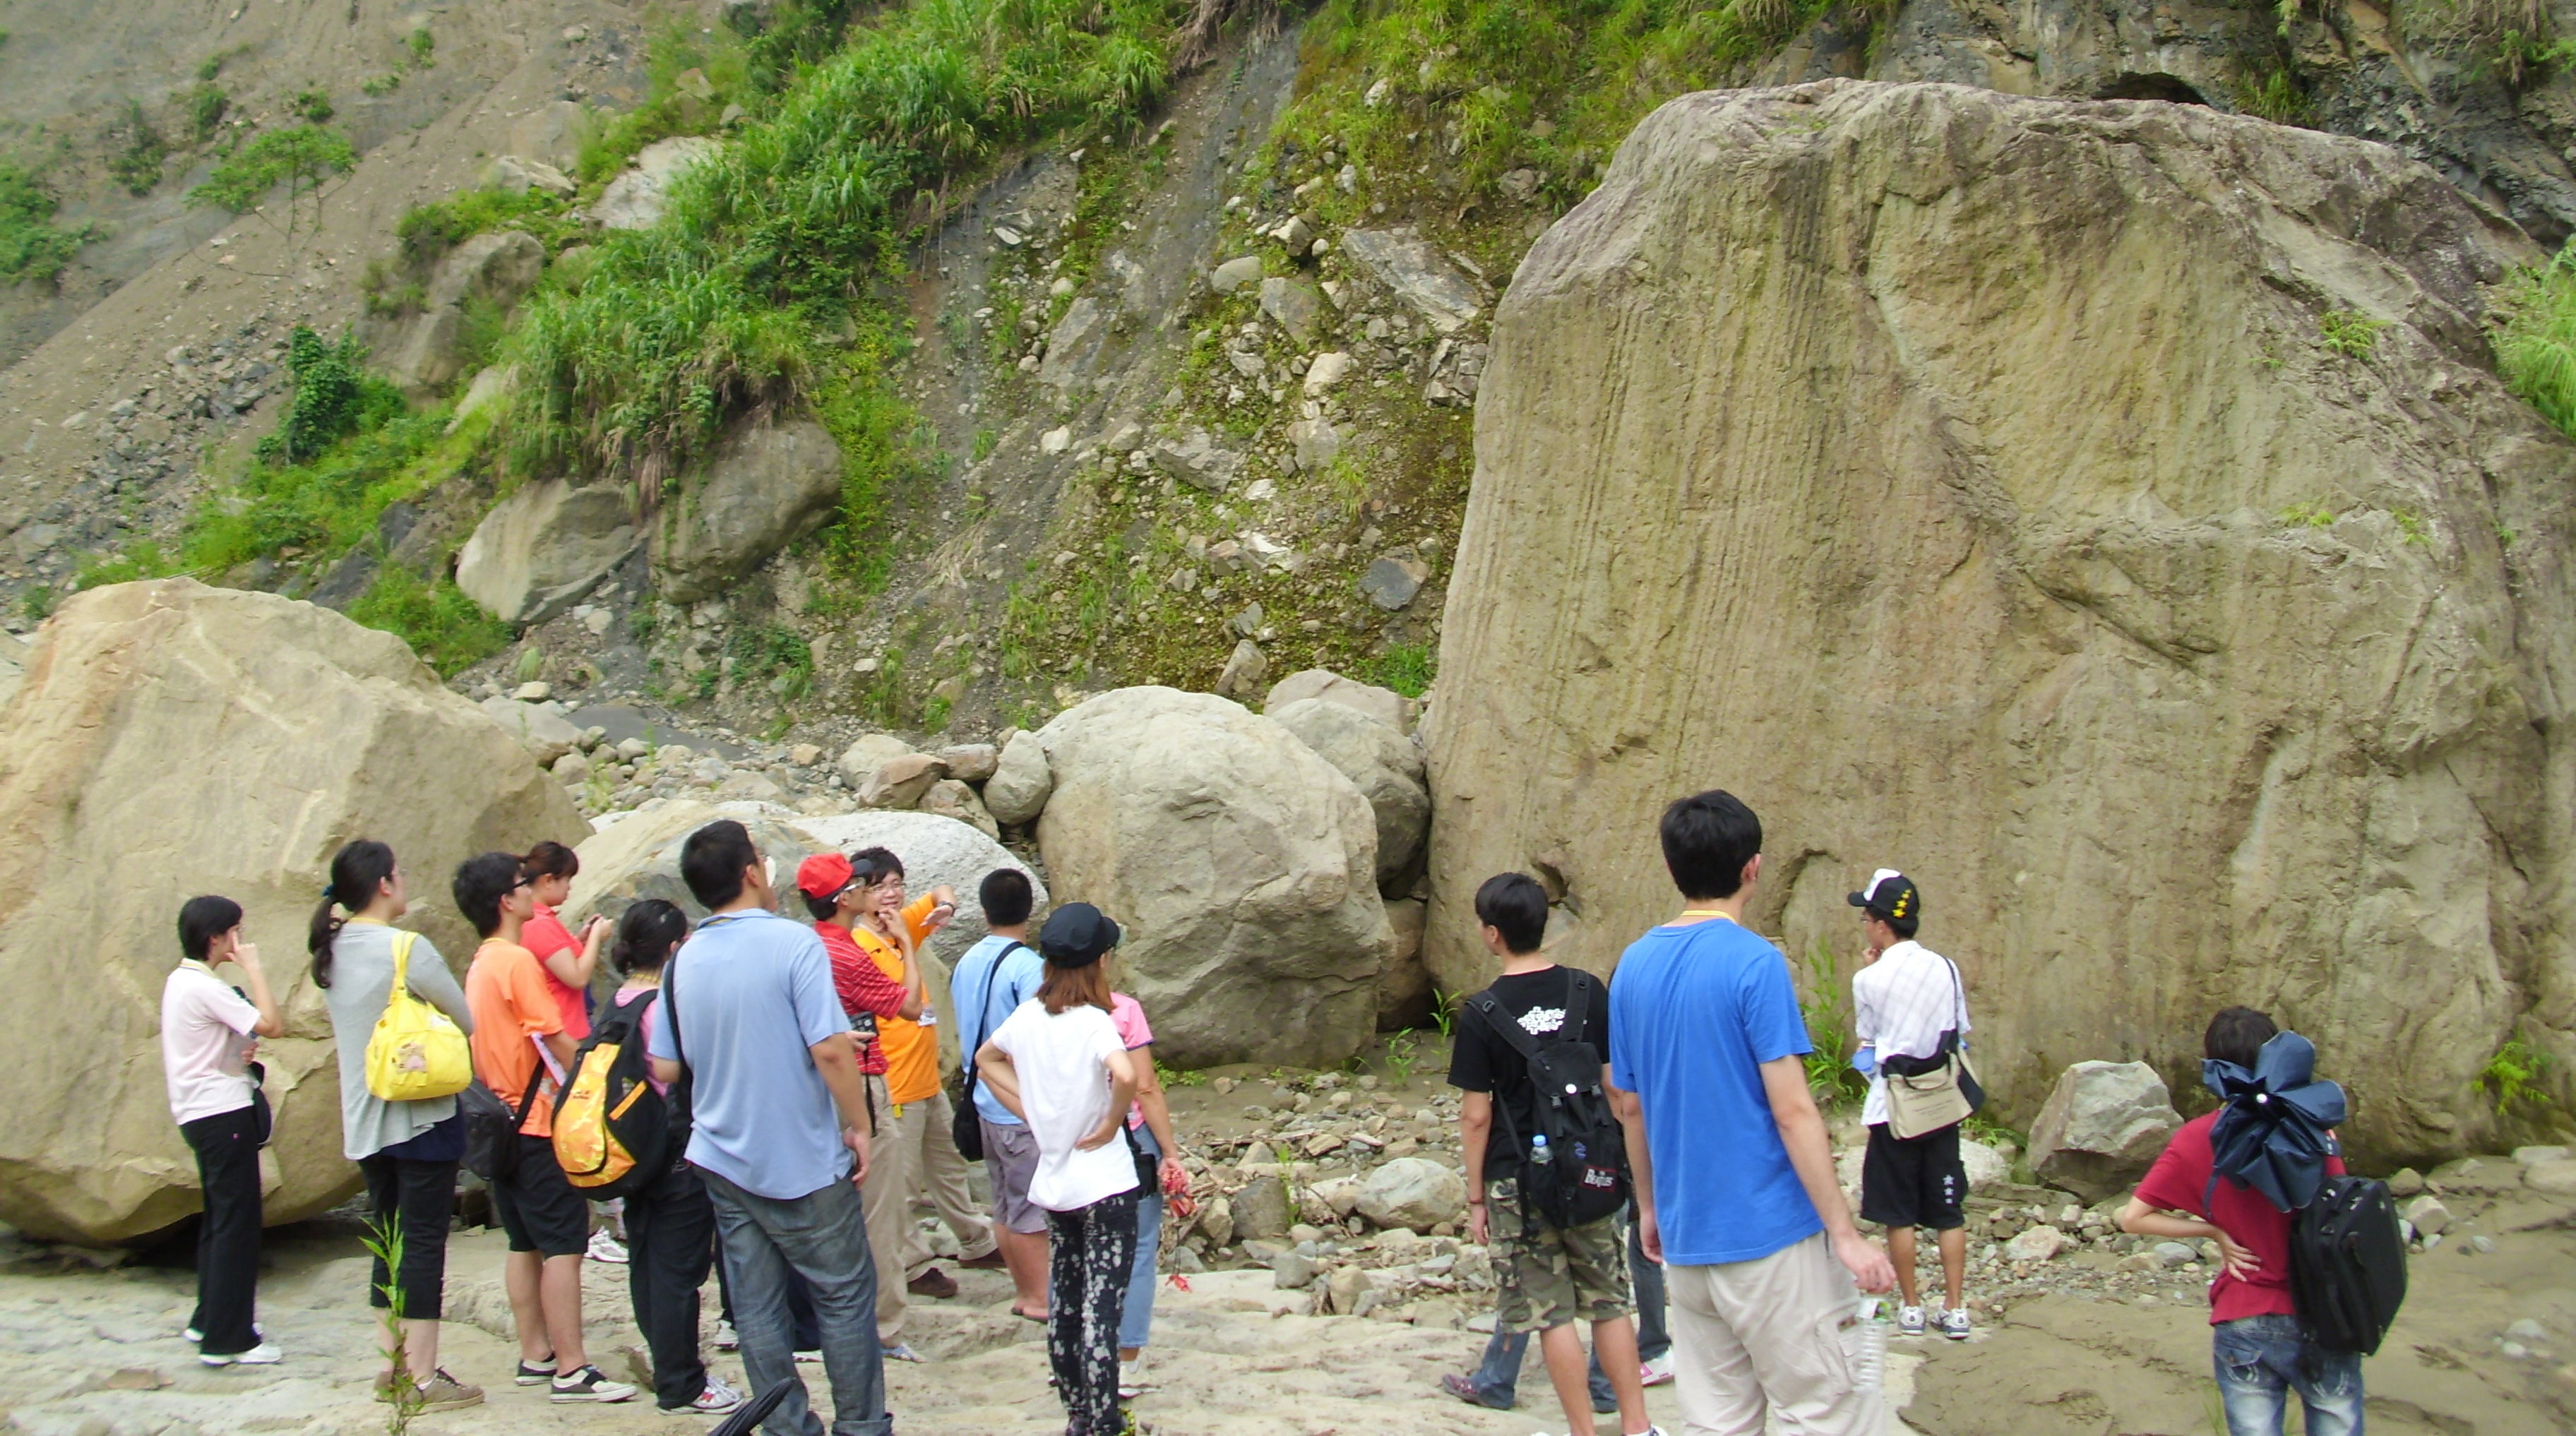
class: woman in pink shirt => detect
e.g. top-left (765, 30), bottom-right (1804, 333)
top-left (1108, 988), bottom-right (1187, 1399)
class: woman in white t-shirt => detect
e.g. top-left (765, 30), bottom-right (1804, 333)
top-left (161, 894), bottom-right (282, 1368)
top-left (974, 903), bottom-right (1140, 1436)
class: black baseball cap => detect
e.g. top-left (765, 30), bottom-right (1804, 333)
top-left (1847, 869), bottom-right (1919, 925)
top-left (1039, 902), bottom-right (1122, 967)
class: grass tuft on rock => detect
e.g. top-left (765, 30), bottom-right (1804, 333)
top-left (2499, 244), bottom-right (2576, 436)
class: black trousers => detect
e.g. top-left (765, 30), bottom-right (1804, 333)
top-left (358, 1151), bottom-right (457, 1321)
top-left (181, 1106), bottom-right (263, 1356)
top-left (626, 1160), bottom-right (716, 1408)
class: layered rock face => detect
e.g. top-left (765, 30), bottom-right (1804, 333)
top-left (1424, 82), bottom-right (2576, 1163)
top-left (1030, 688), bottom-right (1393, 1070)
top-left (0, 581), bottom-right (585, 1242)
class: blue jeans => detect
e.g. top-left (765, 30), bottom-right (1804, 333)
top-left (1121, 1126), bottom-right (1162, 1352)
top-left (703, 1168), bottom-right (890, 1436)
top-left (2212, 1315), bottom-right (2363, 1436)
top-left (1470, 1209), bottom-right (1667, 1410)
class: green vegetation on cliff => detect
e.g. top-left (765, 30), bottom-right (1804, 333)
top-left (508, 0), bottom-right (1180, 505)
top-left (2500, 246), bottom-right (2576, 435)
top-left (0, 165), bottom-right (93, 285)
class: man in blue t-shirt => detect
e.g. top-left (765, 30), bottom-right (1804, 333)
top-left (647, 821), bottom-right (888, 1436)
top-left (945, 867), bottom-right (1051, 1317)
top-left (1607, 791), bottom-right (1895, 1435)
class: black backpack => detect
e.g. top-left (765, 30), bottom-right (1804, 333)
top-left (2288, 1174), bottom-right (2409, 1354)
top-left (1466, 969), bottom-right (1628, 1228)
top-left (460, 1073), bottom-right (542, 1182)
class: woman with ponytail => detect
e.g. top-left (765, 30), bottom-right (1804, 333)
top-left (604, 900), bottom-right (741, 1416)
top-left (313, 839), bottom-right (484, 1413)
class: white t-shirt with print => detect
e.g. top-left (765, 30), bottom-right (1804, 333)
top-left (989, 998), bottom-right (1138, 1213)
top-left (162, 962), bottom-right (261, 1125)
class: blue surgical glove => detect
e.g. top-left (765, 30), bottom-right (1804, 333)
top-left (1851, 1043), bottom-right (1877, 1077)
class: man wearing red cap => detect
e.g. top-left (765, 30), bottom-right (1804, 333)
top-left (796, 854), bottom-right (914, 1112)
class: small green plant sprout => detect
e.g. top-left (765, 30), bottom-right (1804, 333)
top-left (361, 72), bottom-right (403, 97)
top-left (292, 88), bottom-right (335, 123)
top-left (2277, 498), bottom-right (2336, 529)
top-left (2475, 1031), bottom-right (2553, 1116)
top-left (2392, 507), bottom-right (2431, 546)
top-left (1383, 1031), bottom-right (1420, 1084)
top-left (2318, 309), bottom-right (2390, 359)
top-left (1429, 986), bottom-right (1462, 1040)
top-left (406, 27), bottom-right (436, 67)
top-left (361, 1215), bottom-right (430, 1436)
top-left (2496, 518), bottom-right (2522, 547)
top-left (1156, 1058), bottom-right (1206, 1088)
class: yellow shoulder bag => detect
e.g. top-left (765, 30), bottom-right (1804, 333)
top-left (364, 931), bottom-right (474, 1101)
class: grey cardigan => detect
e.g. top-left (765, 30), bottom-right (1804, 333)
top-left (319, 921), bottom-right (475, 1160)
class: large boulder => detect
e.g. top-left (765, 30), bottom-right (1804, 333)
top-left (652, 419), bottom-right (847, 604)
top-left (479, 696), bottom-right (584, 767)
top-left (1030, 688), bottom-right (1393, 1069)
top-left (0, 581), bottom-right (583, 1243)
top-left (595, 136), bottom-right (723, 231)
top-left (1270, 697), bottom-right (1429, 892)
top-left (2027, 1061), bottom-right (2185, 1203)
top-left (1421, 81), bottom-right (2576, 1163)
top-left (455, 478), bottom-right (638, 623)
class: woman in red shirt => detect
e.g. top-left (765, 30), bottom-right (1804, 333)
top-left (520, 842), bottom-right (607, 1042)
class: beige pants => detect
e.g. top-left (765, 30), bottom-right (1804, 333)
top-left (1666, 1233), bottom-right (1883, 1436)
top-left (861, 1085), bottom-right (998, 1340)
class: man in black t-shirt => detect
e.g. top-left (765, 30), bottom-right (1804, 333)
top-left (1443, 874), bottom-right (1660, 1436)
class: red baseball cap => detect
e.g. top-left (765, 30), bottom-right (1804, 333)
top-left (796, 852), bottom-right (854, 899)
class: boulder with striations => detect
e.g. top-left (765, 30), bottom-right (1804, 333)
top-left (1270, 697), bottom-right (1429, 892)
top-left (1421, 81), bottom-right (2576, 1163)
top-left (0, 581), bottom-right (584, 1243)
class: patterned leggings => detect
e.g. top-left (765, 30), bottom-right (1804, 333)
top-left (1047, 1190), bottom-right (1138, 1436)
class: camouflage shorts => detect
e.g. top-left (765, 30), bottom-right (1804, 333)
top-left (1489, 1179), bottom-right (1635, 1333)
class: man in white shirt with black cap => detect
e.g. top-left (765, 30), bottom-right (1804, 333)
top-left (1848, 869), bottom-right (1975, 1341)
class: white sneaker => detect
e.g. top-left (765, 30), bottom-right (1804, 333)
top-left (1940, 1307), bottom-right (1972, 1340)
top-left (588, 1228), bottom-right (631, 1264)
top-left (1118, 1358), bottom-right (1154, 1399)
top-left (672, 1375), bottom-right (742, 1415)
top-left (1639, 1353), bottom-right (1674, 1387)
top-left (883, 1342), bottom-right (923, 1363)
top-left (712, 1320), bottom-right (739, 1352)
top-left (1897, 1304), bottom-right (1928, 1336)
top-left (200, 1341), bottom-right (282, 1368)
top-left (549, 1365), bottom-right (638, 1403)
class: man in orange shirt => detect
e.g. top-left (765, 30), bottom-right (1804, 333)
top-left (845, 847), bottom-right (1001, 1360)
top-left (457, 852), bottom-right (635, 1405)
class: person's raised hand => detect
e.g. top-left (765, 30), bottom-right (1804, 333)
top-left (1834, 1229), bottom-right (1897, 1293)
top-left (230, 938), bottom-right (261, 971)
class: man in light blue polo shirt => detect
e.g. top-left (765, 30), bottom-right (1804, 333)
top-left (945, 866), bottom-right (1050, 1317)
top-left (648, 821), bottom-right (887, 1436)
top-left (1608, 791), bottom-right (1895, 1435)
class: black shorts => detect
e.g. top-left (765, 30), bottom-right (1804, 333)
top-left (490, 1134), bottom-right (592, 1256)
top-left (1859, 1121), bottom-right (1967, 1231)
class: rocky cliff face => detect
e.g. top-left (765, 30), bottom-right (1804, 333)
top-left (1424, 80), bottom-right (2576, 1164)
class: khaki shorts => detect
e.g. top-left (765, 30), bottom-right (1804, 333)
top-left (1489, 1178), bottom-right (1635, 1332)
top-left (980, 1116), bottom-right (1046, 1235)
